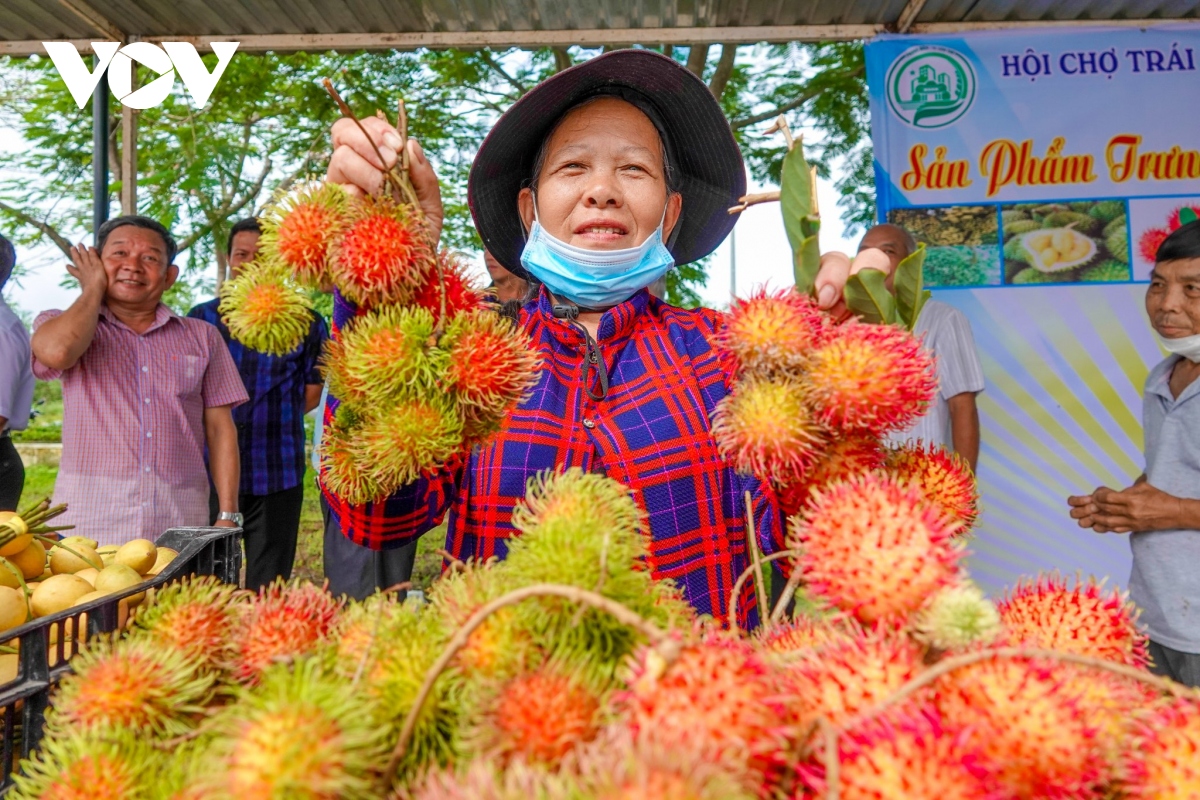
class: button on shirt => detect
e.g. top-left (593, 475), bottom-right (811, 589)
top-left (322, 287), bottom-right (785, 628)
top-left (188, 299), bottom-right (328, 496)
top-left (32, 304), bottom-right (248, 545)
top-left (1134, 355), bottom-right (1200, 652)
top-left (0, 297), bottom-right (34, 433)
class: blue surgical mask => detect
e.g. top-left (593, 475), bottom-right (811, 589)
top-left (519, 203), bottom-right (675, 309)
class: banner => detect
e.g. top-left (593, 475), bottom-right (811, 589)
top-left (865, 26), bottom-right (1200, 594)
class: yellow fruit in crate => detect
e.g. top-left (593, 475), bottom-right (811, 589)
top-left (31, 574), bottom-right (93, 617)
top-left (94, 564), bottom-right (145, 605)
top-left (72, 591), bottom-right (108, 606)
top-left (0, 652), bottom-right (17, 684)
top-left (10, 541), bottom-right (48, 580)
top-left (0, 586), bottom-right (28, 632)
top-left (60, 535), bottom-right (99, 550)
top-left (49, 542), bottom-right (101, 575)
top-left (0, 510), bottom-right (32, 557)
top-left (0, 559), bottom-right (21, 590)
top-left (74, 568), bottom-right (98, 588)
top-left (96, 545), bottom-right (118, 567)
top-left (146, 547), bottom-right (178, 576)
top-left (115, 539), bottom-right (157, 576)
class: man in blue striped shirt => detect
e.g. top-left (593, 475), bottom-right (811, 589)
top-left (189, 218), bottom-right (329, 589)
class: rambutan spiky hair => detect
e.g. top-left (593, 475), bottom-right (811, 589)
top-left (202, 658), bottom-right (389, 800)
top-left (428, 560), bottom-right (532, 679)
top-left (331, 194), bottom-right (435, 307)
top-left (715, 287), bottom-right (831, 376)
top-left (935, 652), bottom-right (1107, 797)
top-left (319, 406), bottom-right (386, 506)
top-left (996, 572), bottom-right (1149, 668)
top-left (9, 735), bottom-right (158, 800)
top-left (45, 635), bottom-right (215, 738)
top-left (797, 707), bottom-right (998, 800)
top-left (790, 473), bottom-right (962, 624)
top-left (910, 580), bottom-right (1001, 652)
top-left (322, 305), bottom-right (444, 408)
top-left (131, 575), bottom-right (245, 673)
top-left (884, 441), bottom-right (979, 532)
top-left (258, 181), bottom-right (350, 286)
top-left (228, 580), bottom-right (342, 684)
top-left (412, 250), bottom-right (486, 323)
top-left (802, 320), bottom-right (937, 435)
top-left (1127, 695), bottom-right (1200, 798)
top-left (775, 434), bottom-right (884, 518)
top-left (442, 310), bottom-right (542, 425)
top-left (356, 396), bottom-right (465, 492)
top-left (710, 375), bottom-right (828, 481)
top-left (754, 614), bottom-right (858, 657)
top-left (218, 259), bottom-right (315, 355)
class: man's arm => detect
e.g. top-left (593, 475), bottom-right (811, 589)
top-left (304, 384), bottom-right (322, 413)
top-left (204, 405), bottom-right (240, 527)
top-left (947, 391), bottom-right (980, 472)
top-left (30, 245), bottom-right (108, 372)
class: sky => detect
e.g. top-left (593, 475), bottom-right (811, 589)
top-left (2, 174), bottom-right (863, 316)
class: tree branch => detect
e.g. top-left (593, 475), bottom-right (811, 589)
top-left (0, 200), bottom-right (73, 257)
top-left (551, 46), bottom-right (572, 74)
top-left (731, 65), bottom-right (865, 131)
top-left (477, 50), bottom-right (528, 97)
top-left (708, 43), bottom-right (737, 99)
top-left (685, 44), bottom-right (710, 78)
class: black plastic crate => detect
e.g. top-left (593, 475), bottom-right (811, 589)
top-left (0, 526), bottom-right (242, 790)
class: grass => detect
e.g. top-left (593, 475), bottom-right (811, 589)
top-left (13, 382), bottom-right (62, 443)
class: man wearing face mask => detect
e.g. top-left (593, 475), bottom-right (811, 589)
top-left (1069, 219), bottom-right (1200, 686)
top-left (322, 50), bottom-right (893, 627)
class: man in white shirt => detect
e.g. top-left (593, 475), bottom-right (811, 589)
top-left (858, 224), bottom-right (986, 470)
top-left (0, 234), bottom-right (35, 510)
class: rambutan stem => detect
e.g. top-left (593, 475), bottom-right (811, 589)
top-left (385, 583), bottom-right (673, 781)
top-left (769, 557), bottom-right (806, 627)
top-left (728, 549), bottom-right (803, 632)
top-left (323, 79), bottom-right (420, 211)
top-left (728, 190), bottom-right (781, 215)
top-left (743, 491), bottom-right (770, 633)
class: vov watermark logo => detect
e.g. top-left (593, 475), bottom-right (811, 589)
top-left (42, 41), bottom-right (239, 110)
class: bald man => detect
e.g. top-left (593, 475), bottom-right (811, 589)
top-left (858, 224), bottom-right (985, 471)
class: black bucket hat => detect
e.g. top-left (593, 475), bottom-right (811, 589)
top-left (468, 48), bottom-right (746, 279)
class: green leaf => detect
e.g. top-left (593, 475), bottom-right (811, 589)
top-left (893, 243), bottom-right (929, 330)
top-left (844, 268), bottom-right (897, 324)
top-left (780, 144), bottom-right (822, 293)
top-left (793, 234), bottom-right (822, 293)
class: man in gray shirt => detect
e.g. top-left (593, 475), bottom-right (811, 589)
top-left (0, 234), bottom-right (35, 510)
top-left (1069, 219), bottom-right (1200, 687)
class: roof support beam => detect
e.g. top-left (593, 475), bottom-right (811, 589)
top-left (895, 0), bottom-right (930, 33)
top-left (56, 0), bottom-right (124, 42)
top-left (4, 18), bottom-right (1198, 56)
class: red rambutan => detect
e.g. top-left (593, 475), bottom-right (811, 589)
top-left (318, 406), bottom-right (385, 506)
top-left (443, 310), bottom-right (541, 435)
top-left (258, 181), bottom-right (350, 286)
top-left (131, 575), bottom-right (244, 672)
top-left (322, 305), bottom-right (443, 408)
top-left (775, 434), bottom-right (885, 517)
top-left (10, 736), bottom-right (157, 800)
top-left (996, 573), bottom-right (1149, 668)
top-left (715, 287), bottom-right (830, 376)
top-left (1167, 205), bottom-right (1200, 232)
top-left (1126, 695), bottom-right (1200, 798)
top-left (331, 195), bottom-right (434, 307)
top-left (1139, 226), bottom-right (1170, 264)
top-left (710, 375), bottom-right (828, 481)
top-left (791, 474), bottom-right (962, 624)
top-left (802, 320), bottom-right (937, 436)
top-left (229, 580), bottom-right (342, 684)
top-left (883, 440), bottom-right (979, 531)
top-left (755, 615), bottom-right (858, 657)
top-left (797, 707), bottom-right (998, 800)
top-left (411, 250), bottom-right (486, 322)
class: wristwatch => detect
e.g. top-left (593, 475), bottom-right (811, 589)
top-left (217, 511), bottom-right (244, 527)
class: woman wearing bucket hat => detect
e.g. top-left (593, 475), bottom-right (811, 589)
top-left (323, 50), bottom-right (891, 627)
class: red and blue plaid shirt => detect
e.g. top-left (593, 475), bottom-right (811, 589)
top-left (322, 286), bottom-right (784, 627)
top-left (188, 299), bottom-right (328, 496)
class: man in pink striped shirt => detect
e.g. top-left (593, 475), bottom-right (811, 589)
top-left (31, 216), bottom-right (247, 545)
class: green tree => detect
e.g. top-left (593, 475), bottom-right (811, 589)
top-left (0, 43), bottom-right (869, 311)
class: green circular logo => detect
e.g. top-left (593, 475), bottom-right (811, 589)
top-left (886, 46), bottom-right (977, 129)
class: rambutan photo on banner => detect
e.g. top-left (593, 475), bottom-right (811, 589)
top-left (864, 25), bottom-right (1200, 593)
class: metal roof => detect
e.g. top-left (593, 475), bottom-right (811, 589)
top-left (3, 0), bottom-right (1200, 54)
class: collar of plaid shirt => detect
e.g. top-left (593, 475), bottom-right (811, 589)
top-left (322, 285), bottom-right (784, 628)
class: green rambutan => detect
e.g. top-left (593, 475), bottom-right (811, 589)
top-left (318, 405), bottom-right (385, 506)
top-left (791, 474), bottom-right (963, 624)
top-left (258, 181), bottom-right (350, 286)
top-left (619, 630), bottom-right (786, 779)
top-left (803, 320), bottom-right (937, 435)
top-left (218, 259), bottom-right (315, 355)
top-left (715, 287), bottom-right (830, 376)
top-left (131, 575), bottom-right (244, 672)
top-left (331, 195), bottom-right (434, 307)
top-left (910, 580), bottom-right (1001, 652)
top-left (10, 735), bottom-right (157, 800)
top-left (46, 635), bottom-right (214, 738)
top-left (797, 707), bottom-right (997, 800)
top-left (442, 310), bottom-right (542, 430)
top-left (996, 572), bottom-right (1149, 668)
top-left (710, 375), bottom-right (828, 481)
top-left (406, 759), bottom-right (560, 800)
top-left (428, 560), bottom-right (533, 680)
top-left (884, 441), bottom-right (979, 531)
top-left (322, 305), bottom-right (444, 408)
top-left (201, 658), bottom-right (388, 800)
top-left (412, 250), bottom-right (486, 323)
top-left (356, 396), bottom-right (465, 492)
top-left (775, 433), bottom-right (885, 517)
top-left (228, 580), bottom-right (342, 684)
